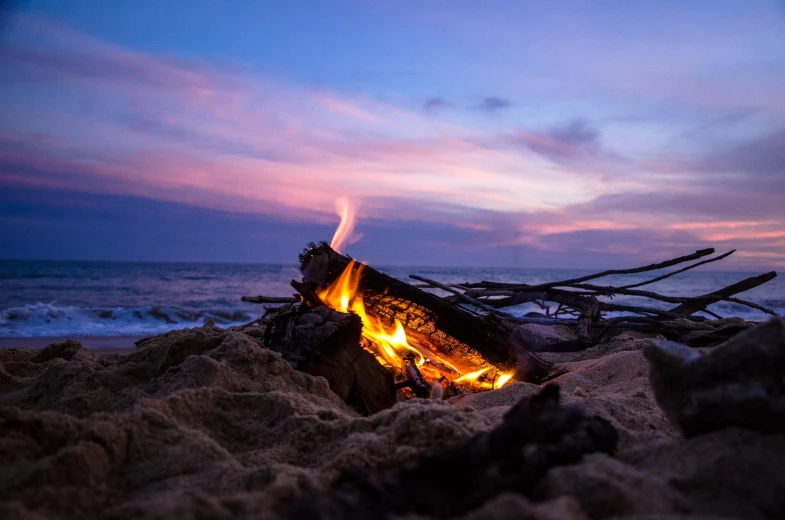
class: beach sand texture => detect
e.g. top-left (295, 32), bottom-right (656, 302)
top-left (1, 323), bottom-right (783, 519)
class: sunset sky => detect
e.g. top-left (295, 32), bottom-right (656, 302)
top-left (1, 1), bottom-right (784, 268)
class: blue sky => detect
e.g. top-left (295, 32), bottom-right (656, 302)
top-left (1, 1), bottom-right (785, 267)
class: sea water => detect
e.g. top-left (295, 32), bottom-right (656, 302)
top-left (1, 260), bottom-right (783, 338)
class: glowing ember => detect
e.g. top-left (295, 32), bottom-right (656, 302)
top-left (330, 197), bottom-right (357, 254)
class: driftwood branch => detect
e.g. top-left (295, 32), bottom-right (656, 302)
top-left (409, 248), bottom-right (777, 350)
top-left (670, 271), bottom-right (777, 316)
top-left (241, 295), bottom-right (299, 304)
top-left (618, 249), bottom-right (736, 289)
top-left (409, 274), bottom-right (506, 316)
top-left (477, 248), bottom-right (716, 292)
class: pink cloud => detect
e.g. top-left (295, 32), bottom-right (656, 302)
top-left (1, 15), bottom-right (785, 269)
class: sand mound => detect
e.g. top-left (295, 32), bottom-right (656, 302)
top-left (2, 324), bottom-right (783, 519)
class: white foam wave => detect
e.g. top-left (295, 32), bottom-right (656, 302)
top-left (0, 302), bottom-right (253, 338)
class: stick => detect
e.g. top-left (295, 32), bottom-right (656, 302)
top-left (471, 280), bottom-right (775, 317)
top-left (409, 275), bottom-right (506, 315)
top-left (724, 297), bottom-right (778, 316)
top-left (399, 355), bottom-right (432, 398)
top-left (290, 280), bottom-right (324, 308)
top-left (241, 295), bottom-right (299, 304)
top-left (618, 250), bottom-right (736, 289)
top-left (468, 248), bottom-right (716, 292)
top-left (670, 271), bottom-right (777, 315)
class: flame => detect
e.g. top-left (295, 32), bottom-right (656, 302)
top-left (455, 367), bottom-right (490, 383)
top-left (317, 260), bottom-right (424, 367)
top-left (330, 197), bottom-right (357, 254)
top-left (317, 259), bottom-right (510, 392)
top-left (495, 373), bottom-right (513, 389)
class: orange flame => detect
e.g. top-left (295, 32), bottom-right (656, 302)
top-left (317, 259), bottom-right (513, 391)
top-left (330, 197), bottom-right (357, 254)
top-left (495, 373), bottom-right (513, 389)
top-left (317, 260), bottom-right (424, 367)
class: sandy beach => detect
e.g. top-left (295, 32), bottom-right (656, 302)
top-left (2, 320), bottom-right (783, 519)
top-left (0, 336), bottom-right (142, 351)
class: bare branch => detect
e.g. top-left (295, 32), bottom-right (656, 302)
top-left (618, 250), bottom-right (736, 289)
top-left (670, 272), bottom-right (777, 315)
top-left (241, 295), bottom-right (299, 304)
top-left (409, 274), bottom-right (505, 316)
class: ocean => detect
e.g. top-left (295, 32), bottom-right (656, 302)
top-left (1, 260), bottom-right (783, 339)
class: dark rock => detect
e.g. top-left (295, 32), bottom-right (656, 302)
top-left (644, 317), bottom-right (785, 437)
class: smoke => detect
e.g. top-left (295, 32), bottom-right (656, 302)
top-left (330, 197), bottom-right (361, 253)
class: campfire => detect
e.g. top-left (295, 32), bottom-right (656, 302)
top-left (316, 258), bottom-right (514, 394)
top-left (243, 198), bottom-right (778, 415)
top-left (313, 197), bottom-right (514, 394)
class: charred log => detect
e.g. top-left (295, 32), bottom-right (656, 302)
top-left (297, 242), bottom-right (554, 383)
top-left (262, 305), bottom-right (395, 415)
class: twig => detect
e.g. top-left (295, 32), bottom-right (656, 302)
top-left (597, 301), bottom-right (699, 320)
top-left (241, 295), bottom-right (299, 304)
top-left (670, 271), bottom-right (777, 315)
top-left (470, 248), bottom-right (716, 292)
top-left (618, 250), bottom-right (736, 289)
top-left (290, 280), bottom-right (324, 308)
top-left (724, 297), bottom-right (778, 316)
top-left (409, 274), bottom-right (506, 316)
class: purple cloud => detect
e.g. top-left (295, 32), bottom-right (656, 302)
top-left (422, 96), bottom-right (453, 111)
top-left (701, 128), bottom-right (785, 178)
top-left (474, 96), bottom-right (513, 113)
top-left (510, 118), bottom-right (609, 164)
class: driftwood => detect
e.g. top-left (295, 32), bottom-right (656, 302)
top-left (262, 305), bottom-right (395, 414)
top-left (670, 271), bottom-right (777, 315)
top-left (282, 385), bottom-right (618, 519)
top-left (411, 248), bottom-right (778, 351)
top-left (297, 242), bottom-right (553, 383)
top-left (241, 295), bottom-right (298, 304)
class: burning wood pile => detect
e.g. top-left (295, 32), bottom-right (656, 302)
top-left (253, 241), bottom-right (552, 414)
top-left (240, 199), bottom-right (778, 415)
top-left (243, 240), bottom-right (777, 415)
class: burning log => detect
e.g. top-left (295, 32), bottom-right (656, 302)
top-left (296, 242), bottom-right (554, 384)
top-left (282, 385), bottom-right (618, 519)
top-left (262, 304), bottom-right (396, 415)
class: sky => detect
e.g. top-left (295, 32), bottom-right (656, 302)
top-left (1, 1), bottom-right (784, 269)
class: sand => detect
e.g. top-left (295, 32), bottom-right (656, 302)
top-left (1, 324), bottom-right (783, 519)
top-left (0, 336), bottom-right (143, 351)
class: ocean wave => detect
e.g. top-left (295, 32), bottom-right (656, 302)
top-left (0, 302), bottom-right (254, 337)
